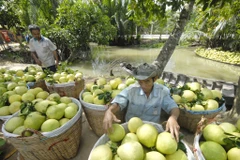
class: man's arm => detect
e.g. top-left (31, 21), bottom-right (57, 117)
top-left (31, 52), bottom-right (42, 66)
top-left (52, 50), bottom-right (59, 66)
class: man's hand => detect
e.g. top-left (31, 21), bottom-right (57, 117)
top-left (165, 115), bottom-right (180, 142)
top-left (103, 108), bottom-right (121, 134)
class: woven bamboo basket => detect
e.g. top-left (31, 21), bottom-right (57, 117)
top-left (27, 80), bottom-right (49, 91)
top-left (2, 98), bottom-right (82, 160)
top-left (45, 79), bottom-right (84, 99)
top-left (79, 90), bottom-right (126, 137)
top-left (88, 121), bottom-right (195, 160)
top-left (177, 103), bottom-right (225, 133)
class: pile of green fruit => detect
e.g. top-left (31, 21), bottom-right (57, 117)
top-left (0, 82), bottom-right (30, 117)
top-left (89, 117), bottom-right (190, 160)
top-left (44, 63), bottom-right (83, 84)
top-left (81, 77), bottom-right (136, 105)
top-left (3, 92), bottom-right (79, 136)
top-left (196, 119), bottom-right (240, 160)
top-left (81, 77), bottom-right (165, 106)
top-left (170, 82), bottom-right (224, 112)
top-left (0, 66), bottom-right (46, 83)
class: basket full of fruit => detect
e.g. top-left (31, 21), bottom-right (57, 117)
top-left (193, 118), bottom-right (240, 160)
top-left (170, 82), bottom-right (226, 133)
top-left (88, 117), bottom-right (195, 160)
top-left (79, 77), bottom-right (133, 136)
top-left (2, 94), bottom-right (82, 160)
top-left (44, 66), bottom-right (85, 99)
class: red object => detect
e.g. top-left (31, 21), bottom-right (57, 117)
top-left (1, 31), bottom-right (11, 42)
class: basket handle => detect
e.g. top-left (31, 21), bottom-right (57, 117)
top-left (48, 138), bottom-right (69, 150)
top-left (20, 128), bottom-right (43, 137)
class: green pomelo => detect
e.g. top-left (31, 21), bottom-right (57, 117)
top-left (59, 118), bottom-right (70, 126)
top-left (60, 96), bottom-right (72, 104)
top-left (9, 101), bottom-right (21, 114)
top-left (211, 89), bottom-right (222, 99)
top-left (145, 151), bottom-right (166, 160)
top-left (121, 132), bottom-right (139, 145)
top-left (219, 122), bottom-right (237, 133)
top-left (47, 93), bottom-right (61, 102)
top-left (191, 104), bottom-right (205, 111)
top-left (41, 119), bottom-right (60, 132)
top-left (21, 92), bottom-right (35, 102)
top-left (3, 90), bottom-right (16, 97)
top-left (205, 99), bottom-right (219, 110)
top-left (5, 116), bottom-right (25, 133)
top-left (56, 103), bottom-right (68, 111)
top-left (92, 89), bottom-right (104, 97)
top-left (82, 91), bottom-right (92, 99)
top-left (93, 96), bottom-right (105, 105)
top-left (7, 82), bottom-right (17, 91)
top-left (46, 105), bottom-right (64, 120)
top-left (128, 117), bottom-right (143, 133)
top-left (181, 90), bottom-right (196, 102)
top-left (13, 126), bottom-right (32, 136)
top-left (36, 91), bottom-right (49, 100)
top-left (201, 88), bottom-right (213, 100)
top-left (107, 123), bottom-right (126, 142)
top-left (156, 131), bottom-right (178, 155)
top-left (68, 102), bottom-right (78, 110)
top-left (0, 106), bottom-right (10, 116)
top-left (24, 112), bottom-right (46, 130)
top-left (83, 94), bottom-right (94, 103)
top-left (227, 147), bottom-right (240, 160)
top-left (165, 149), bottom-right (187, 160)
top-left (203, 124), bottom-right (227, 145)
top-left (33, 87), bottom-right (43, 95)
top-left (136, 123), bottom-right (158, 148)
top-left (8, 94), bottom-right (21, 104)
top-left (189, 82), bottom-right (201, 91)
top-left (34, 100), bottom-right (53, 113)
top-left (200, 141), bottom-right (227, 160)
top-left (14, 86), bottom-right (28, 95)
top-left (64, 106), bottom-right (78, 119)
top-left (117, 141), bottom-right (144, 160)
top-left (89, 144), bottom-right (112, 160)
top-left (172, 94), bottom-right (182, 104)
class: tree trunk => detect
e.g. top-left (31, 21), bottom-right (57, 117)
top-left (153, 0), bottom-right (195, 74)
top-left (229, 77), bottom-right (240, 116)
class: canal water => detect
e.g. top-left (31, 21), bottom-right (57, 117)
top-left (70, 46), bottom-right (240, 84)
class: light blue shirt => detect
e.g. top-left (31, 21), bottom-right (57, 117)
top-left (111, 83), bottom-right (178, 123)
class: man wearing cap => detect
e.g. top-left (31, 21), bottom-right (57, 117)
top-left (29, 24), bottom-right (59, 72)
top-left (103, 62), bottom-right (180, 141)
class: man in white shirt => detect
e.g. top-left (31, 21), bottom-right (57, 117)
top-left (29, 25), bottom-right (59, 72)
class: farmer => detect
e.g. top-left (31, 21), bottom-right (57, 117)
top-left (28, 24), bottom-right (59, 72)
top-left (103, 62), bottom-right (180, 141)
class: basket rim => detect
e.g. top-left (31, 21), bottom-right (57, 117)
top-left (179, 102), bottom-right (225, 115)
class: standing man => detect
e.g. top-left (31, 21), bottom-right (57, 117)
top-left (103, 62), bottom-right (180, 141)
top-left (29, 24), bottom-right (59, 72)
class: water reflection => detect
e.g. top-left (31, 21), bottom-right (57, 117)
top-left (70, 46), bottom-right (240, 83)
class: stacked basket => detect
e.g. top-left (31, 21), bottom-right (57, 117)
top-left (45, 79), bottom-right (85, 99)
top-left (2, 98), bottom-right (82, 160)
top-left (79, 90), bottom-right (126, 137)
